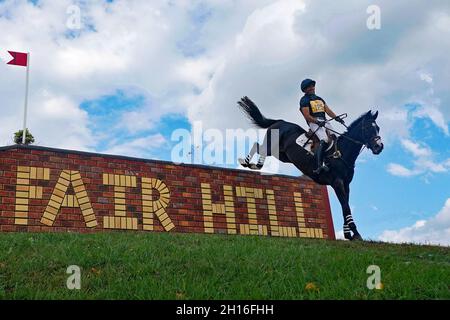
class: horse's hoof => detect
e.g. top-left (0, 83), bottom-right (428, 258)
top-left (249, 163), bottom-right (263, 170)
top-left (238, 158), bottom-right (250, 168)
top-left (351, 234), bottom-right (363, 241)
top-left (344, 233), bottom-right (353, 241)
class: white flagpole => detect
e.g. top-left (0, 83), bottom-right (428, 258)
top-left (22, 52), bottom-right (30, 144)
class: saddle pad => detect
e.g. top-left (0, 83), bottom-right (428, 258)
top-left (296, 134), bottom-right (335, 154)
top-left (296, 134), bottom-right (313, 153)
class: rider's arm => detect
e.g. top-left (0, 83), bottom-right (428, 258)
top-left (324, 104), bottom-right (337, 119)
top-left (301, 106), bottom-right (319, 124)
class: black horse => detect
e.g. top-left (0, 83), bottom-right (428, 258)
top-left (237, 97), bottom-right (384, 241)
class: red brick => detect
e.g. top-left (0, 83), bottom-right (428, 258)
top-left (0, 146), bottom-right (334, 239)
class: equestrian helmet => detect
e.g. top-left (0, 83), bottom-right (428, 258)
top-left (301, 78), bottom-right (316, 92)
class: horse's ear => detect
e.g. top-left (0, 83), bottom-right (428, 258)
top-left (372, 110), bottom-right (379, 120)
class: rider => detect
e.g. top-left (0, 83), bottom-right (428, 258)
top-left (299, 78), bottom-right (345, 174)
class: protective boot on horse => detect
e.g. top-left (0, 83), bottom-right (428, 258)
top-left (238, 142), bottom-right (266, 170)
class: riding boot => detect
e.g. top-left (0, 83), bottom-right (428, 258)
top-left (313, 141), bottom-right (329, 174)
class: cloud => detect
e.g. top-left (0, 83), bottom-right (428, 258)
top-left (387, 159), bottom-right (449, 178)
top-left (184, 0), bottom-right (450, 175)
top-left (401, 139), bottom-right (432, 158)
top-left (379, 198), bottom-right (450, 246)
top-left (387, 163), bottom-right (420, 177)
top-left (1, 0), bottom-right (449, 173)
top-left (387, 135), bottom-right (449, 178)
top-left (0, 0), bottom-right (208, 151)
top-left (412, 105), bottom-right (449, 136)
top-left (419, 72), bottom-right (433, 84)
top-left (102, 134), bottom-right (167, 159)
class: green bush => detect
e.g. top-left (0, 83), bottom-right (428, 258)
top-left (14, 129), bottom-right (35, 145)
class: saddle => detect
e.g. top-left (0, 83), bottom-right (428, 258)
top-left (296, 129), bottom-right (340, 158)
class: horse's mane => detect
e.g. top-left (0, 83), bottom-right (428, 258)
top-left (344, 112), bottom-right (370, 134)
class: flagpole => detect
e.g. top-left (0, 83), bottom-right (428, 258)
top-left (22, 52), bottom-right (30, 144)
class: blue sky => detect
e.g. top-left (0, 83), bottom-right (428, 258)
top-left (0, 0), bottom-right (449, 245)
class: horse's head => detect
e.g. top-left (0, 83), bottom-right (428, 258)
top-left (361, 110), bottom-right (384, 155)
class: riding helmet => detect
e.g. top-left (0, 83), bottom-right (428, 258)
top-left (301, 78), bottom-right (316, 92)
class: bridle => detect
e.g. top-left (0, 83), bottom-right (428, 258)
top-left (322, 117), bottom-right (382, 170)
top-left (327, 116), bottom-right (381, 152)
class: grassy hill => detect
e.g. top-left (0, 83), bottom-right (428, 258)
top-left (0, 232), bottom-right (448, 299)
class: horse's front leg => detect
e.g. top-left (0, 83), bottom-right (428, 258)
top-left (344, 183), bottom-right (362, 241)
top-left (333, 179), bottom-right (362, 241)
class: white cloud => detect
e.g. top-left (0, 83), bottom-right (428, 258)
top-left (102, 134), bottom-right (167, 158)
top-left (401, 139), bottom-right (431, 158)
top-left (1, 0), bottom-right (449, 174)
top-left (419, 71), bottom-right (433, 84)
top-left (184, 0), bottom-right (450, 175)
top-left (445, 158), bottom-right (450, 168)
top-left (387, 137), bottom-right (449, 178)
top-left (0, 0), bottom-right (208, 150)
top-left (379, 198), bottom-right (450, 246)
top-left (412, 106), bottom-right (449, 136)
top-left (387, 163), bottom-right (420, 177)
top-left (415, 158), bottom-right (447, 173)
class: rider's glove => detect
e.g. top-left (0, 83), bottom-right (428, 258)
top-left (316, 119), bottom-right (326, 127)
top-left (336, 117), bottom-right (345, 125)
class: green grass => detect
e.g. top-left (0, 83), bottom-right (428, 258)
top-left (0, 232), bottom-right (449, 299)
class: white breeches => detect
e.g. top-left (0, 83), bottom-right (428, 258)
top-left (308, 119), bottom-right (334, 143)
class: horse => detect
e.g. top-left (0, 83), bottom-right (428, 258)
top-left (237, 96), bottom-right (384, 241)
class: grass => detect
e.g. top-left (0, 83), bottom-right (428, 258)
top-left (0, 232), bottom-right (449, 299)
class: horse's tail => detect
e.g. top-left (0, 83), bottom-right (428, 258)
top-left (237, 96), bottom-right (278, 129)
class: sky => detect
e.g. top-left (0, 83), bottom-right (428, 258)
top-left (0, 0), bottom-right (449, 246)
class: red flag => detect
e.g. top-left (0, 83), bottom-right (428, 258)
top-left (7, 51), bottom-right (28, 67)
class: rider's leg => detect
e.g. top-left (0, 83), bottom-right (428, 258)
top-left (324, 122), bottom-right (338, 144)
top-left (313, 140), bottom-right (329, 174)
top-left (309, 123), bottom-right (329, 174)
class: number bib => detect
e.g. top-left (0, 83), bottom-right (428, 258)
top-left (310, 100), bottom-right (325, 114)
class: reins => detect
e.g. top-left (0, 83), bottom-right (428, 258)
top-left (303, 114), bottom-right (380, 167)
top-left (326, 115), bottom-right (368, 148)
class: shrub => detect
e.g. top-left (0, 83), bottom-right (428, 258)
top-left (14, 129), bottom-right (35, 145)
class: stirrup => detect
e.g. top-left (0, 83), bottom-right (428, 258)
top-left (332, 150), bottom-right (342, 158)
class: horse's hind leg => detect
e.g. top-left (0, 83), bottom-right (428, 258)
top-left (252, 129), bottom-right (278, 169)
top-left (238, 142), bottom-right (260, 168)
top-left (239, 128), bottom-right (278, 170)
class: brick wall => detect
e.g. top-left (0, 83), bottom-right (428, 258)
top-left (0, 145), bottom-right (335, 239)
